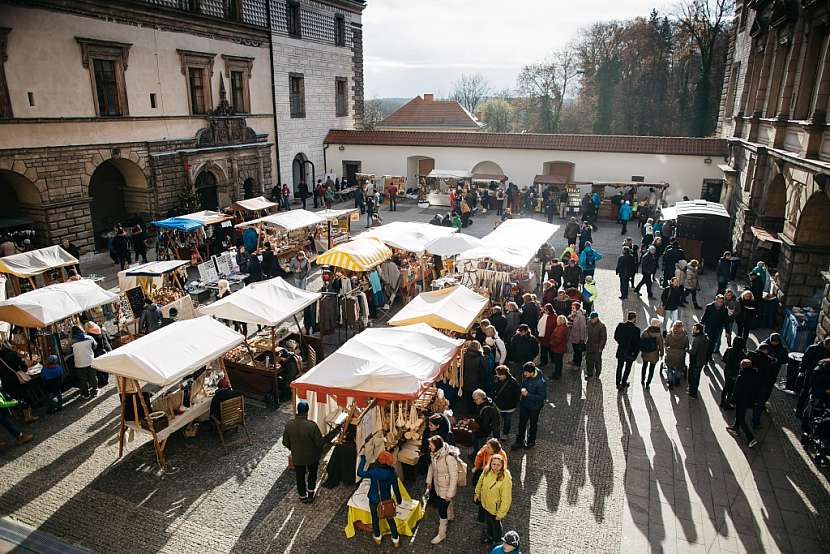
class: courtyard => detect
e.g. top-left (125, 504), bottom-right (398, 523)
top-left (0, 200), bottom-right (827, 554)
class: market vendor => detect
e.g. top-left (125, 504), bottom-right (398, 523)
top-left (210, 377), bottom-right (242, 419)
top-left (0, 340), bottom-right (38, 413)
top-left (322, 424), bottom-right (357, 489)
top-left (276, 341), bottom-right (301, 401)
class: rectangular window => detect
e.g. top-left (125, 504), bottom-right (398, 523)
top-left (287, 2), bottom-right (302, 38)
top-left (335, 15), bottom-right (346, 46)
top-left (150, 93), bottom-right (157, 109)
top-left (93, 59), bottom-right (121, 116)
top-left (794, 25), bottom-right (829, 119)
top-left (189, 67), bottom-right (207, 114)
top-left (335, 77), bottom-right (348, 116)
top-left (289, 73), bottom-right (305, 118)
top-left (725, 62), bottom-right (740, 118)
top-left (27, 92), bottom-right (34, 107)
top-left (231, 70), bottom-right (246, 113)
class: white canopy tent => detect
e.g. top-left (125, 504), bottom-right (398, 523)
top-left (426, 169), bottom-right (472, 179)
top-left (292, 323), bottom-right (463, 402)
top-left (236, 209), bottom-right (325, 231)
top-left (231, 196), bottom-right (277, 212)
top-left (0, 245), bottom-right (78, 278)
top-left (659, 200), bottom-right (729, 221)
top-left (362, 221), bottom-right (457, 253)
top-left (92, 316), bottom-right (244, 386)
top-left (0, 279), bottom-right (118, 328)
top-left (179, 210), bottom-right (233, 226)
top-left (198, 277), bottom-right (321, 326)
top-left (424, 233), bottom-right (483, 257)
top-left (458, 218), bottom-right (559, 268)
top-left (316, 208), bottom-right (360, 221)
top-left (388, 285), bottom-right (488, 333)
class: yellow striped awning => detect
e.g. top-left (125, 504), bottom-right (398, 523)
top-left (315, 238), bottom-right (392, 272)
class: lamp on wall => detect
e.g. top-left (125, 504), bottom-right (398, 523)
top-left (704, 157), bottom-right (712, 164)
top-left (338, 145), bottom-right (345, 151)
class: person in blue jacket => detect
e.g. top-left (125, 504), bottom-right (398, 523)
top-left (357, 451), bottom-right (403, 547)
top-left (578, 242), bottom-right (602, 281)
top-left (491, 530), bottom-right (522, 554)
top-left (619, 200), bottom-right (632, 235)
top-left (512, 362), bottom-right (546, 450)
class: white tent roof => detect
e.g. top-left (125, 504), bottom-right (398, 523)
top-left (427, 169), bottom-right (472, 179)
top-left (316, 208), bottom-right (359, 221)
top-left (292, 323), bottom-right (463, 402)
top-left (362, 221), bottom-right (457, 253)
top-left (237, 209), bottom-right (325, 231)
top-left (660, 200), bottom-right (729, 221)
top-left (198, 277), bottom-right (321, 326)
top-left (0, 246), bottom-right (78, 278)
top-left (232, 196), bottom-right (277, 212)
top-left (388, 285), bottom-right (489, 333)
top-left (180, 210), bottom-right (233, 226)
top-left (457, 218), bottom-right (559, 267)
top-left (125, 260), bottom-right (189, 277)
top-left (0, 279), bottom-right (118, 328)
top-left (92, 316), bottom-right (244, 385)
top-left (424, 233), bottom-right (483, 257)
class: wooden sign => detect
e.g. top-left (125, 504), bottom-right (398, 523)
top-left (124, 287), bottom-right (145, 320)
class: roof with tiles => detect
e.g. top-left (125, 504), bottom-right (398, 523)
top-left (324, 129), bottom-right (728, 157)
top-left (377, 94), bottom-right (483, 129)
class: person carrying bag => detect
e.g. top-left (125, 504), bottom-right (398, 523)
top-left (357, 451), bottom-right (403, 548)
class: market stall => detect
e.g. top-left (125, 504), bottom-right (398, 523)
top-left (659, 200), bottom-right (730, 267)
top-left (388, 285), bottom-right (488, 334)
top-left (424, 232), bottom-right (483, 279)
top-left (424, 169), bottom-right (471, 207)
top-left (236, 209), bottom-right (324, 261)
top-left (291, 323), bottom-right (463, 538)
top-left (457, 218), bottom-right (559, 299)
top-left (316, 238), bottom-right (394, 330)
top-left (198, 277), bottom-right (321, 405)
top-left (0, 279), bottom-right (118, 372)
top-left (153, 210), bottom-right (234, 262)
top-left (91, 316), bottom-right (244, 470)
top-left (229, 196), bottom-right (278, 222)
top-left (0, 245), bottom-right (79, 295)
top-left (317, 208), bottom-right (360, 250)
top-left (117, 260), bottom-right (195, 336)
top-left (593, 181), bottom-right (669, 219)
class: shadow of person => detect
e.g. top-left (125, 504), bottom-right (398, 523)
top-left (585, 378), bottom-right (613, 522)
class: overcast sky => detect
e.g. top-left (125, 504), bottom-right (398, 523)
top-left (362, 0), bottom-right (673, 99)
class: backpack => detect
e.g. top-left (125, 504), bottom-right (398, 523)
top-left (583, 249), bottom-right (595, 269)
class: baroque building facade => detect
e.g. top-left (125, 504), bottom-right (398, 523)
top-left (718, 0), bottom-right (830, 337)
top-left (0, 0), bottom-right (364, 253)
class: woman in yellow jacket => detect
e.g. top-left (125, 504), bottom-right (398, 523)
top-left (474, 453), bottom-right (512, 545)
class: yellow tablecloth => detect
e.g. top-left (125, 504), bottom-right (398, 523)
top-left (344, 478), bottom-right (424, 538)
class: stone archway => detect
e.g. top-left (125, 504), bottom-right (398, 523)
top-left (794, 191), bottom-right (830, 247)
top-left (542, 161), bottom-right (575, 183)
top-left (195, 170), bottom-right (220, 211)
top-left (762, 173), bottom-right (787, 229)
top-left (243, 177), bottom-right (255, 199)
top-left (470, 160), bottom-right (505, 177)
top-left (406, 155), bottom-right (435, 186)
top-left (292, 153), bottom-right (307, 195)
top-left (0, 169), bottom-right (45, 245)
top-left (88, 158), bottom-right (149, 251)
top-left (777, 191), bottom-right (830, 307)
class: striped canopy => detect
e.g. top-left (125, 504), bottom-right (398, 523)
top-left (315, 238), bottom-right (392, 272)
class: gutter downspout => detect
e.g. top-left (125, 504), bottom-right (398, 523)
top-left (323, 143), bottom-right (329, 180)
top-left (266, 0), bottom-right (282, 186)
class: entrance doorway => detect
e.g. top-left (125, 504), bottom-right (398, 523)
top-left (292, 153), bottom-right (306, 195)
top-left (89, 161), bottom-right (129, 251)
top-left (343, 160), bottom-right (361, 186)
top-left (243, 177), bottom-right (255, 199)
top-left (701, 179), bottom-right (724, 203)
top-left (195, 171), bottom-right (219, 211)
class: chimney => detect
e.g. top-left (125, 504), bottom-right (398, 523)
top-left (423, 93), bottom-right (434, 102)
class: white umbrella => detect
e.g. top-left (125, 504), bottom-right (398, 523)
top-left (424, 233), bottom-right (483, 257)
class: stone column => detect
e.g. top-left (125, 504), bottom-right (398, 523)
top-left (776, 235), bottom-right (830, 307)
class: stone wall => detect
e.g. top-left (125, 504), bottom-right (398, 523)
top-left (350, 24), bottom-right (364, 128)
top-left (818, 273), bottom-right (830, 341)
top-left (776, 237), bottom-right (830, 307)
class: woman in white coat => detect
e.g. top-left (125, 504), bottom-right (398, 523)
top-left (426, 435), bottom-right (460, 544)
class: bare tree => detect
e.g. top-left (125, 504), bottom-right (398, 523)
top-left (676, 0), bottom-right (734, 136)
top-left (517, 46), bottom-right (581, 133)
top-left (362, 98), bottom-right (386, 130)
top-left (450, 73), bottom-right (491, 114)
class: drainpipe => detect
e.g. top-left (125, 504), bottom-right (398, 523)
top-left (323, 143), bottom-right (329, 179)
top-left (266, 0), bottom-right (282, 186)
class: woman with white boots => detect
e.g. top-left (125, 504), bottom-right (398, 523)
top-left (425, 435), bottom-right (460, 544)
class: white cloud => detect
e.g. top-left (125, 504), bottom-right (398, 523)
top-left (363, 0), bottom-right (673, 98)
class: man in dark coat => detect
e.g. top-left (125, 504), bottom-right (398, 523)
top-left (509, 324), bottom-right (539, 367)
top-left (759, 333), bottom-right (788, 405)
top-left (701, 294), bottom-right (729, 359)
top-left (492, 365), bottom-right (521, 437)
top-left (282, 400), bottom-right (325, 502)
top-left (489, 306), bottom-right (508, 339)
top-left (687, 323), bottom-right (710, 399)
top-left (716, 251), bottom-right (736, 295)
top-left (519, 294), bottom-right (540, 332)
top-left (747, 345), bottom-right (775, 429)
top-left (461, 344), bottom-right (487, 416)
top-left (562, 259), bottom-right (582, 290)
top-left (797, 338), bottom-right (830, 417)
top-left (472, 390), bottom-right (502, 453)
top-left (615, 246), bottom-right (637, 299)
top-left (563, 217), bottom-right (580, 245)
top-left (727, 359), bottom-right (759, 448)
top-left (634, 245), bottom-right (658, 299)
top-left (661, 240), bottom-right (685, 286)
top-left (613, 311), bottom-right (640, 390)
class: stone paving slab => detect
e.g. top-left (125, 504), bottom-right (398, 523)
top-left (0, 200), bottom-right (827, 553)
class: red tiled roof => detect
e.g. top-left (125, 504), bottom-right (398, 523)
top-left (377, 96), bottom-right (482, 128)
top-left (324, 130), bottom-right (728, 157)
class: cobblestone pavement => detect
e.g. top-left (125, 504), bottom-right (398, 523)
top-left (1, 200), bottom-right (828, 553)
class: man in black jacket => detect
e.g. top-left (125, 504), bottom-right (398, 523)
top-left (661, 240), bottom-right (685, 286)
top-left (509, 324), bottom-right (539, 367)
top-left (489, 306), bottom-right (508, 339)
top-left (747, 345), bottom-right (774, 429)
top-left (616, 247), bottom-right (637, 299)
top-left (634, 245), bottom-right (658, 299)
top-left (492, 365), bottom-right (521, 438)
top-left (562, 259), bottom-right (582, 290)
top-left (472, 389), bottom-right (502, 454)
top-left (701, 295), bottom-right (729, 359)
top-left (614, 311), bottom-right (641, 390)
top-left (797, 338), bottom-right (830, 417)
top-left (727, 359), bottom-right (759, 448)
top-left (716, 251), bottom-right (735, 295)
